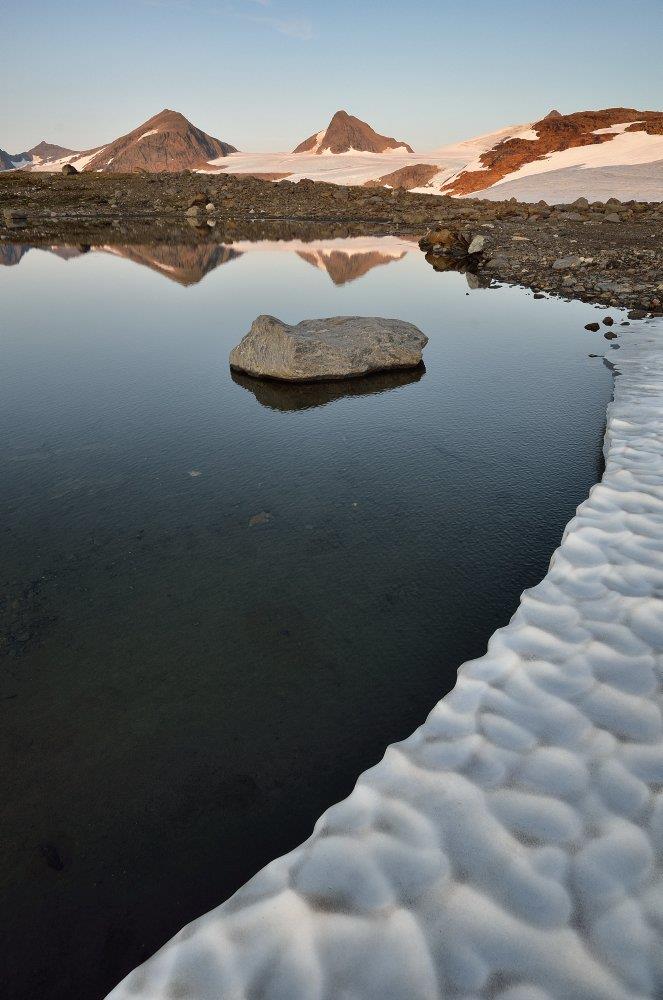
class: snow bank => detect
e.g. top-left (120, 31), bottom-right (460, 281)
top-left (107, 317), bottom-right (663, 999)
top-left (491, 130), bottom-right (663, 185)
top-left (468, 160), bottom-right (663, 204)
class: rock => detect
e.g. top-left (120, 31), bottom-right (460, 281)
top-left (419, 228), bottom-right (456, 251)
top-left (467, 235), bottom-right (485, 254)
top-left (604, 331), bottom-right (618, 340)
top-left (585, 322), bottom-right (601, 332)
top-left (229, 315), bottom-right (427, 382)
top-left (2, 208), bottom-right (28, 225)
top-left (205, 202), bottom-right (215, 213)
top-left (572, 197), bottom-right (589, 209)
top-left (186, 206), bottom-right (202, 217)
top-left (603, 316), bottom-right (615, 326)
top-left (188, 192), bottom-right (208, 208)
top-left (552, 255), bottom-right (582, 270)
top-left (604, 213), bottom-right (621, 224)
top-left (248, 511), bottom-right (272, 527)
top-left (61, 163), bottom-right (79, 175)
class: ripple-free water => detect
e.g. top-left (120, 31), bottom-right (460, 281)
top-left (0, 237), bottom-right (614, 999)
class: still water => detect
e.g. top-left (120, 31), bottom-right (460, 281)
top-left (0, 236), bottom-right (613, 999)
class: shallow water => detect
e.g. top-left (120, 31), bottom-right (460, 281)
top-left (0, 236), bottom-right (614, 999)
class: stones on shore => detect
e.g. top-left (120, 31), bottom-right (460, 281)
top-left (419, 227), bottom-right (486, 264)
top-left (229, 314), bottom-right (428, 382)
top-left (2, 207), bottom-right (28, 227)
top-left (552, 254), bottom-right (582, 270)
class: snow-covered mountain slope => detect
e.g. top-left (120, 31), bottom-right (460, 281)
top-left (444, 108), bottom-right (663, 198)
top-left (4, 107), bottom-right (661, 201)
top-left (203, 109), bottom-right (662, 201)
top-left (470, 160), bottom-right (663, 204)
top-left (107, 317), bottom-right (663, 1000)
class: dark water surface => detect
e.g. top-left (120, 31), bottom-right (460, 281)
top-left (0, 237), bottom-right (613, 999)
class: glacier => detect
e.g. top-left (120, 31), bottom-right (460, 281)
top-left (108, 318), bottom-right (663, 1000)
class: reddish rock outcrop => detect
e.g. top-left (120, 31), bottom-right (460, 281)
top-left (444, 108), bottom-right (663, 196)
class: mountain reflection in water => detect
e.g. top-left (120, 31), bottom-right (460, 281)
top-left (0, 235), bottom-right (416, 287)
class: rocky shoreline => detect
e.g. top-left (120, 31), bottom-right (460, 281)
top-left (1, 171), bottom-right (661, 315)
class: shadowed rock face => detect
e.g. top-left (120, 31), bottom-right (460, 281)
top-left (231, 364), bottom-right (424, 410)
top-left (81, 109), bottom-right (237, 173)
top-left (229, 314), bottom-right (428, 382)
top-left (444, 107), bottom-right (663, 196)
top-left (293, 110), bottom-right (413, 154)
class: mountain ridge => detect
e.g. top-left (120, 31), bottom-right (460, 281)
top-left (293, 110), bottom-right (414, 154)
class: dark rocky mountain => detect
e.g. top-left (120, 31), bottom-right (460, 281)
top-left (0, 141), bottom-right (76, 171)
top-left (1, 110), bottom-right (237, 174)
top-left (293, 110), bottom-right (413, 154)
top-left (28, 141), bottom-right (77, 162)
top-left (80, 109), bottom-right (237, 173)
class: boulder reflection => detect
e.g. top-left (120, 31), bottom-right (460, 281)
top-left (231, 364), bottom-right (425, 411)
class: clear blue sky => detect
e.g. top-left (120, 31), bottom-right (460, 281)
top-left (2, 0), bottom-right (661, 153)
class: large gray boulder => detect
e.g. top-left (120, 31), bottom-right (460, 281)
top-left (229, 314), bottom-right (427, 382)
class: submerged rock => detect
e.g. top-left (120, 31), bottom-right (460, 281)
top-left (229, 314), bottom-right (427, 382)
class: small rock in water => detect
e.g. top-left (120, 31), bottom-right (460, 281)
top-left (248, 511), bottom-right (272, 527)
top-left (603, 316), bottom-right (615, 326)
top-left (585, 322), bottom-right (601, 332)
top-left (604, 331), bottom-right (618, 340)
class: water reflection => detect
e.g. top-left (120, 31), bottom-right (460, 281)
top-left (0, 236), bottom-right (417, 286)
top-left (231, 364), bottom-right (425, 411)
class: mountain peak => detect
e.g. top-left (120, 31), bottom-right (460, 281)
top-left (544, 109), bottom-right (562, 119)
top-left (293, 110), bottom-right (413, 155)
top-left (75, 109), bottom-right (237, 172)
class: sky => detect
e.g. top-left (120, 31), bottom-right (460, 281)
top-left (2, 0), bottom-right (661, 153)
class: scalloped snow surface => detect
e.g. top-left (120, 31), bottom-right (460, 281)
top-left (108, 321), bottom-right (663, 1000)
